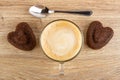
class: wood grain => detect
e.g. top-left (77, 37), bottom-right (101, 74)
top-left (0, 0), bottom-right (120, 80)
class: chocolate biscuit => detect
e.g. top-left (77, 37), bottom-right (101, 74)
top-left (87, 21), bottom-right (114, 49)
top-left (7, 22), bottom-right (36, 51)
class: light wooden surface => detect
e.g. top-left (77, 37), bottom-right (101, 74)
top-left (0, 0), bottom-right (120, 80)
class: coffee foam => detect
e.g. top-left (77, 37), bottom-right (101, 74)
top-left (40, 20), bottom-right (82, 61)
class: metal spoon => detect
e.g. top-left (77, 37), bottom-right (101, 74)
top-left (29, 5), bottom-right (93, 18)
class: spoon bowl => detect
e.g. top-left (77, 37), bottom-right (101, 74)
top-left (29, 5), bottom-right (48, 18)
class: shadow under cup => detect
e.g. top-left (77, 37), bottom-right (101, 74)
top-left (40, 19), bottom-right (83, 63)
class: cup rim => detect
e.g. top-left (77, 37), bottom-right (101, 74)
top-left (40, 19), bottom-right (84, 63)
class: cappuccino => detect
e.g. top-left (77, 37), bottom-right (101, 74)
top-left (40, 20), bottom-right (82, 61)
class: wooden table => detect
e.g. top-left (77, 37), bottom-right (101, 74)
top-left (0, 0), bottom-right (120, 80)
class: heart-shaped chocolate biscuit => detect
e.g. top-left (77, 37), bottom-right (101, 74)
top-left (7, 22), bottom-right (36, 51)
top-left (87, 21), bottom-right (114, 49)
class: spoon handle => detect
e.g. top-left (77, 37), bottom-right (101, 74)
top-left (55, 10), bottom-right (93, 16)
